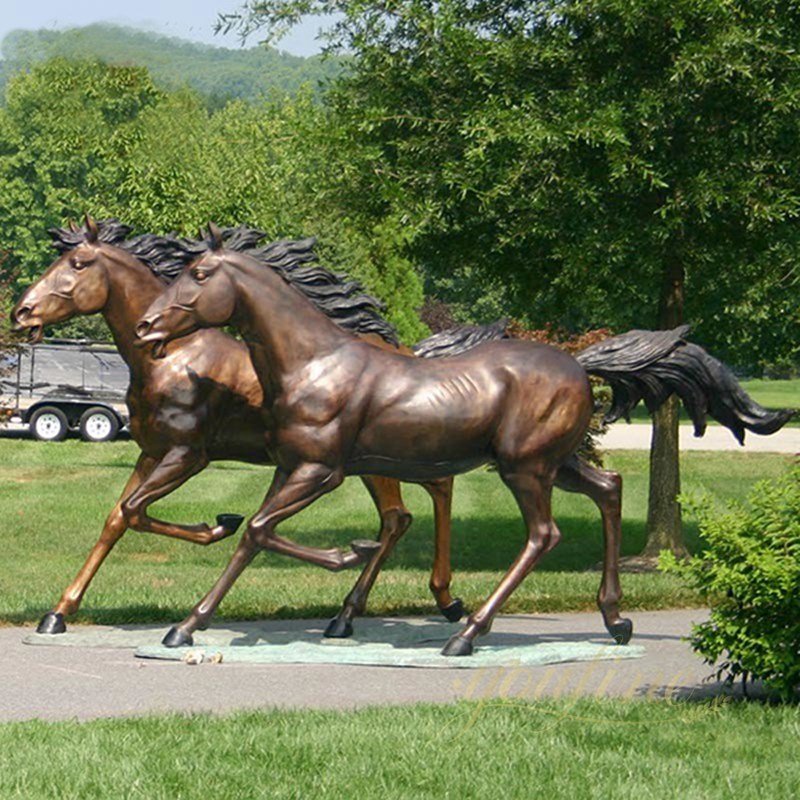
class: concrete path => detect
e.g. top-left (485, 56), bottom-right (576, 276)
top-left (0, 609), bottom-right (753, 722)
top-left (4, 422), bottom-right (797, 451)
top-left (599, 423), bottom-right (799, 452)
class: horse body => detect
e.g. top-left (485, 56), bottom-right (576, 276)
top-left (267, 337), bottom-right (593, 481)
top-left (128, 327), bottom-right (267, 464)
top-left (357, 340), bottom-right (592, 479)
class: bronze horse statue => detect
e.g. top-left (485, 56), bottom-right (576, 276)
top-left (12, 217), bottom-right (512, 635)
top-left (136, 224), bottom-right (794, 655)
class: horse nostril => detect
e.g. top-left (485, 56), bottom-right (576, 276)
top-left (15, 305), bottom-right (32, 323)
top-left (135, 319), bottom-right (153, 338)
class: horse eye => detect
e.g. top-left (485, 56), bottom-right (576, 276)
top-left (193, 270), bottom-right (209, 282)
top-left (72, 259), bottom-right (89, 271)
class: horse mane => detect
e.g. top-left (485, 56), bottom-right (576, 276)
top-left (48, 220), bottom-right (400, 346)
top-left (49, 219), bottom-right (134, 251)
top-left (243, 237), bottom-right (400, 345)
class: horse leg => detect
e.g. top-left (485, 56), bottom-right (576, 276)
top-left (163, 463), bottom-right (352, 647)
top-left (555, 456), bottom-right (632, 644)
top-left (325, 476), bottom-right (413, 638)
top-left (37, 453), bottom-right (154, 634)
top-left (422, 477), bottom-right (464, 622)
top-left (442, 467), bottom-right (557, 657)
top-left (121, 446), bottom-right (244, 544)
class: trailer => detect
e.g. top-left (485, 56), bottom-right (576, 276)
top-left (0, 340), bottom-right (129, 442)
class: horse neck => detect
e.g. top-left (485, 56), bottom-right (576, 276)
top-left (232, 256), bottom-right (351, 393)
top-left (100, 249), bottom-right (166, 368)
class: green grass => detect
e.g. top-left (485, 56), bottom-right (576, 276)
top-left (739, 377), bottom-right (800, 411)
top-left (1, 698), bottom-right (799, 799)
top-left (0, 440), bottom-right (792, 626)
top-left (626, 377), bottom-right (799, 425)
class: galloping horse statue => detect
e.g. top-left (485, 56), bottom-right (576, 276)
top-left (136, 223), bottom-right (794, 655)
top-left (11, 217), bottom-right (510, 635)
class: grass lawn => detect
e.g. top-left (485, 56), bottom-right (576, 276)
top-left (626, 377), bottom-right (799, 425)
top-left (0, 439), bottom-right (792, 627)
top-left (1, 698), bottom-right (799, 799)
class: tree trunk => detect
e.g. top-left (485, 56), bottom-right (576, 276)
top-left (642, 253), bottom-right (688, 558)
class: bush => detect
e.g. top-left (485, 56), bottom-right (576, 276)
top-left (662, 462), bottom-right (800, 698)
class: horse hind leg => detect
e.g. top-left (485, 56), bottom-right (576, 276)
top-left (555, 456), bottom-right (632, 645)
top-left (443, 467), bottom-right (557, 657)
top-left (38, 453), bottom-right (154, 634)
top-left (325, 476), bottom-right (413, 638)
top-left (422, 477), bottom-right (464, 622)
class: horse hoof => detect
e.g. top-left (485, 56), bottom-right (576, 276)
top-left (324, 616), bottom-right (354, 639)
top-left (36, 612), bottom-right (66, 635)
top-left (216, 513), bottom-right (244, 535)
top-left (162, 626), bottom-right (194, 648)
top-left (441, 633), bottom-right (474, 657)
top-left (351, 539), bottom-right (382, 560)
top-left (608, 618), bottom-right (633, 645)
top-left (441, 598), bottom-right (465, 623)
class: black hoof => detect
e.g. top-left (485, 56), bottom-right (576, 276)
top-left (36, 612), bottom-right (66, 635)
top-left (441, 598), bottom-right (465, 623)
top-left (162, 626), bottom-right (194, 648)
top-left (441, 633), bottom-right (474, 657)
top-left (608, 618), bottom-right (633, 645)
top-left (351, 539), bottom-right (382, 559)
top-left (323, 616), bottom-right (354, 639)
top-left (216, 513), bottom-right (245, 535)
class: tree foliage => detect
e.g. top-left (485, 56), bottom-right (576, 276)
top-left (223, 0), bottom-right (800, 372)
top-left (0, 58), bottom-right (427, 343)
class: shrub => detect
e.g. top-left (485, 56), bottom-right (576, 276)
top-left (662, 462), bottom-right (800, 698)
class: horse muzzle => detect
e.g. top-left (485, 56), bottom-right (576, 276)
top-left (11, 305), bottom-right (44, 343)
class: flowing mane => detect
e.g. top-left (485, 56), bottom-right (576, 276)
top-left (49, 219), bottom-right (134, 251)
top-left (48, 220), bottom-right (400, 346)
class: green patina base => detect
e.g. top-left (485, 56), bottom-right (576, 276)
top-left (24, 617), bottom-right (644, 669)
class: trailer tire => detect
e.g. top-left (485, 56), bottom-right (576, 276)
top-left (30, 407), bottom-right (69, 442)
top-left (79, 407), bottom-right (120, 443)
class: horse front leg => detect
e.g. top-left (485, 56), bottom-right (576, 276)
top-left (163, 463), bottom-right (372, 647)
top-left (120, 446), bottom-right (244, 544)
top-left (38, 453), bottom-right (154, 634)
top-left (325, 475), bottom-right (413, 639)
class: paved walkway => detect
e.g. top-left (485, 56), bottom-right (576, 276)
top-left (3, 422), bottom-right (797, 451)
top-left (599, 423), bottom-right (799, 452)
top-left (0, 609), bottom-right (756, 722)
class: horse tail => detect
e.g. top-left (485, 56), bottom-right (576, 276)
top-left (576, 325), bottom-right (796, 444)
top-left (413, 319), bottom-right (510, 359)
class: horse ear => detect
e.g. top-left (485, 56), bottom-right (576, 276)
top-left (68, 219), bottom-right (80, 233)
top-left (84, 214), bottom-right (99, 243)
top-left (208, 221), bottom-right (224, 250)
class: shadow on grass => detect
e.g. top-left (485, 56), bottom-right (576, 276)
top-left (250, 515), bottom-right (701, 573)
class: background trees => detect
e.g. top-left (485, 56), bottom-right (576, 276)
top-left (222, 0), bottom-right (800, 555)
top-left (1, 4), bottom-right (797, 555)
top-left (0, 24), bottom-right (341, 107)
top-left (0, 59), bottom-right (427, 342)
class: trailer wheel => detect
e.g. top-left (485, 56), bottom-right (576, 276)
top-left (30, 407), bottom-right (69, 442)
top-left (79, 407), bottom-right (120, 443)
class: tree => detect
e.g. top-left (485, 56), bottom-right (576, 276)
top-left (223, 0), bottom-right (800, 556)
